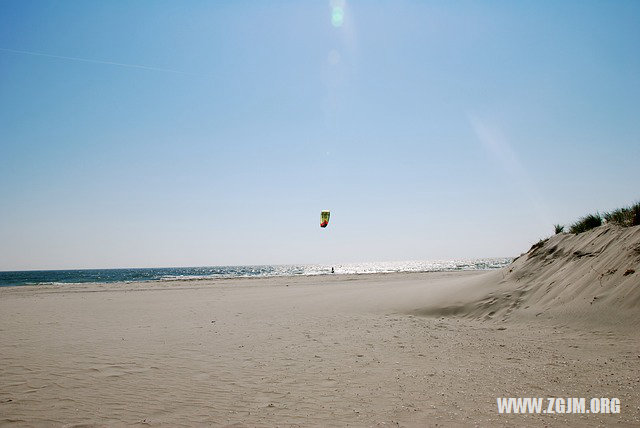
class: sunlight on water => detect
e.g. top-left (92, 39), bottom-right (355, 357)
top-left (0, 258), bottom-right (513, 287)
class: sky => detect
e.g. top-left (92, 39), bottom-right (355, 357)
top-left (1, 1), bottom-right (639, 270)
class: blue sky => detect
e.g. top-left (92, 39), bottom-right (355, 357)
top-left (1, 1), bottom-right (639, 270)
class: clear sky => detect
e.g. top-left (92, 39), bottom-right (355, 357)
top-left (1, 1), bottom-right (639, 270)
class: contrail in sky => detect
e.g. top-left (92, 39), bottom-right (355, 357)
top-left (0, 47), bottom-right (196, 76)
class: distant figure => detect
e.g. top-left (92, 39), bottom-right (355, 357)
top-left (331, 267), bottom-right (335, 274)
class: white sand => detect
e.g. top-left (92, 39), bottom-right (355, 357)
top-left (1, 226), bottom-right (639, 426)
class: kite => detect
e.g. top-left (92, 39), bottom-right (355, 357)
top-left (320, 210), bottom-right (330, 228)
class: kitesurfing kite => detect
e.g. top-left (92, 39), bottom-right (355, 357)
top-left (320, 210), bottom-right (330, 228)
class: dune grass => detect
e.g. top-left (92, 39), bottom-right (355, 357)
top-left (569, 213), bottom-right (602, 234)
top-left (554, 201), bottom-right (639, 236)
top-left (603, 202), bottom-right (640, 227)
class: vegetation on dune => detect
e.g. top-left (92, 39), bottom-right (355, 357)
top-left (530, 201), bottom-right (639, 257)
top-left (569, 213), bottom-right (602, 234)
top-left (603, 202), bottom-right (640, 227)
top-left (554, 201), bottom-right (640, 235)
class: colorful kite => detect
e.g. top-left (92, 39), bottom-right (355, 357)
top-left (320, 210), bottom-right (330, 228)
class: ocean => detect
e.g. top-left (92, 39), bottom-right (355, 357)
top-left (0, 258), bottom-right (512, 287)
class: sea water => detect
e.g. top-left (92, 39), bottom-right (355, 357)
top-left (0, 258), bottom-right (512, 287)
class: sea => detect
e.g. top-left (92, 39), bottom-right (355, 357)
top-left (0, 258), bottom-right (512, 287)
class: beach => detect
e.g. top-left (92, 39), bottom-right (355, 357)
top-left (1, 266), bottom-right (639, 426)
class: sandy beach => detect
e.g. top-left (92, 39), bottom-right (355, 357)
top-left (2, 228), bottom-right (639, 427)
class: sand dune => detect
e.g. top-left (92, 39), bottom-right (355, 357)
top-left (401, 225), bottom-right (640, 329)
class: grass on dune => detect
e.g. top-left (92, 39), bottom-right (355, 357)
top-left (536, 200), bottom-right (638, 251)
top-left (559, 201), bottom-right (639, 235)
top-left (569, 213), bottom-right (602, 234)
top-left (603, 202), bottom-right (640, 227)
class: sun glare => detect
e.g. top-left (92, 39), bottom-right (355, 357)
top-left (330, 0), bottom-right (344, 28)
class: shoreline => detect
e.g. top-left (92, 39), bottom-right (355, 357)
top-left (0, 269), bottom-right (491, 291)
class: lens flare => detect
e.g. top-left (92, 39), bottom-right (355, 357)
top-left (331, 7), bottom-right (344, 27)
top-left (328, 49), bottom-right (340, 65)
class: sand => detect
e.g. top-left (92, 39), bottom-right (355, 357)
top-left (1, 225), bottom-right (639, 426)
